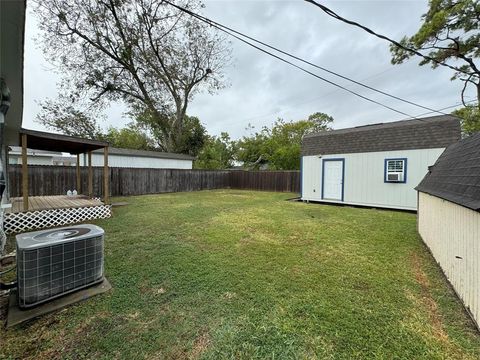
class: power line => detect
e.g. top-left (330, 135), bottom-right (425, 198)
top-left (409, 98), bottom-right (477, 118)
top-left (164, 0), bottom-right (472, 126)
top-left (238, 68), bottom-right (404, 123)
top-left (304, 0), bottom-right (479, 79)
top-left (164, 0), bottom-right (450, 117)
top-left (164, 0), bottom-right (418, 119)
top-left (241, 98), bottom-right (476, 132)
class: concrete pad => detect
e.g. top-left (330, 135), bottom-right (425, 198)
top-left (6, 278), bottom-right (112, 328)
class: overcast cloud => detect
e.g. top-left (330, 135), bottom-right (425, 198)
top-left (22, 0), bottom-right (474, 140)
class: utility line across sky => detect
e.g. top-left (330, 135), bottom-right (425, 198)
top-left (167, 1), bottom-right (452, 117)
top-left (163, 0), bottom-right (469, 124)
top-left (164, 1), bottom-right (420, 118)
top-left (304, 0), bottom-right (479, 80)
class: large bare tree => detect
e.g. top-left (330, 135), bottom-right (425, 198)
top-left (33, 0), bottom-right (231, 152)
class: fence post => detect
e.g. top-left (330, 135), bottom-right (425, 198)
top-left (88, 151), bottom-right (93, 198)
top-left (21, 134), bottom-right (28, 211)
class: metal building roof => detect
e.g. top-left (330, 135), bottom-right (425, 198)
top-left (92, 147), bottom-right (195, 161)
top-left (416, 132), bottom-right (480, 211)
top-left (301, 115), bottom-right (461, 156)
top-left (9, 146), bottom-right (63, 156)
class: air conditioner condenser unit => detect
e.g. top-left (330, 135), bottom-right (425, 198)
top-left (16, 224), bottom-right (104, 308)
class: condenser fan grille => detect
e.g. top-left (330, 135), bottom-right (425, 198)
top-left (17, 235), bottom-right (104, 307)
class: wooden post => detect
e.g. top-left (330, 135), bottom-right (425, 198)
top-left (88, 151), bottom-right (93, 198)
top-left (76, 154), bottom-right (81, 194)
top-left (103, 147), bottom-right (109, 204)
top-left (21, 134), bottom-right (28, 211)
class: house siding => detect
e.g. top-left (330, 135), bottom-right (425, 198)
top-left (80, 153), bottom-right (192, 169)
top-left (418, 192), bottom-right (480, 329)
top-left (301, 148), bottom-right (444, 210)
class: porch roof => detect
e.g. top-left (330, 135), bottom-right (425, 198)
top-left (19, 128), bottom-right (108, 154)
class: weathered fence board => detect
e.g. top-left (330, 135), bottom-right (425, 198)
top-left (229, 171), bottom-right (300, 193)
top-left (8, 166), bottom-right (299, 197)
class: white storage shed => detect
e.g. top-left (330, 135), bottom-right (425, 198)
top-left (300, 115), bottom-right (460, 210)
top-left (79, 147), bottom-right (194, 169)
top-left (416, 132), bottom-right (480, 329)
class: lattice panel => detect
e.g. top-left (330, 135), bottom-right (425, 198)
top-left (4, 205), bottom-right (112, 235)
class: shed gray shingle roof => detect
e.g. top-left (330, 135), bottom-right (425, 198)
top-left (416, 132), bottom-right (480, 211)
top-left (301, 115), bottom-right (461, 156)
top-left (92, 147), bottom-right (195, 161)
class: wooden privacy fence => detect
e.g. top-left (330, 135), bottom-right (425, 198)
top-left (229, 170), bottom-right (300, 193)
top-left (9, 165), bottom-right (106, 198)
top-left (8, 165), bottom-right (300, 197)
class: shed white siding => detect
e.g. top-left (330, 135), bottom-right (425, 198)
top-left (418, 192), bottom-right (480, 328)
top-left (80, 153), bottom-right (192, 169)
top-left (301, 148), bottom-right (444, 210)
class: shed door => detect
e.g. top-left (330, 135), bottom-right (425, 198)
top-left (322, 160), bottom-right (344, 201)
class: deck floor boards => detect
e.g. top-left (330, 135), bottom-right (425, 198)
top-left (8, 196), bottom-right (104, 213)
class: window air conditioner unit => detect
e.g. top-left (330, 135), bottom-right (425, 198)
top-left (16, 224), bottom-right (104, 308)
top-left (387, 172), bottom-right (403, 182)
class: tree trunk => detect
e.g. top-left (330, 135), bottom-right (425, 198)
top-left (477, 82), bottom-right (480, 110)
top-left (167, 105), bottom-right (187, 153)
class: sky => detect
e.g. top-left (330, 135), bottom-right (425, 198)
top-left (22, 0), bottom-right (474, 140)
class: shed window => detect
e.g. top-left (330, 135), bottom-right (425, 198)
top-left (385, 158), bottom-right (407, 183)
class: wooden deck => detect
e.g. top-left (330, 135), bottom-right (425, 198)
top-left (8, 195), bottom-right (104, 213)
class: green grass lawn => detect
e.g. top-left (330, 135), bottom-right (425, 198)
top-left (2, 190), bottom-right (480, 359)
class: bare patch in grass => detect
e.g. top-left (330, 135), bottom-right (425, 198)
top-left (125, 311), bottom-right (140, 320)
top-left (218, 192), bottom-right (251, 198)
top-left (139, 281), bottom-right (167, 296)
top-left (351, 279), bottom-right (371, 292)
top-left (155, 332), bottom-right (211, 360)
top-left (410, 252), bottom-right (449, 342)
top-left (154, 287), bottom-right (167, 295)
top-left (29, 312), bottom-right (111, 360)
top-left (222, 292), bottom-right (237, 300)
top-left (189, 332), bottom-right (211, 359)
